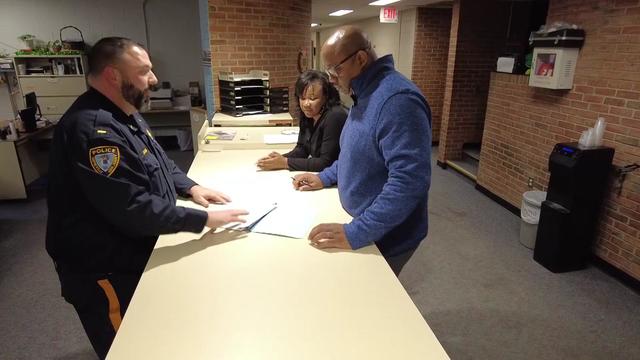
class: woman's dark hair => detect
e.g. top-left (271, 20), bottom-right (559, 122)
top-left (294, 70), bottom-right (341, 122)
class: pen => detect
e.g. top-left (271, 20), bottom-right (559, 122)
top-left (291, 176), bottom-right (309, 186)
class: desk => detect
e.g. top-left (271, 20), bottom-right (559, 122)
top-left (107, 149), bottom-right (449, 359)
top-left (212, 111), bottom-right (293, 127)
top-left (0, 124), bottom-right (54, 199)
top-left (140, 108), bottom-right (208, 155)
top-left (141, 108), bottom-right (191, 128)
top-left (199, 126), bottom-right (298, 151)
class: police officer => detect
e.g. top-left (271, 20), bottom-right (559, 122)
top-left (46, 37), bottom-right (248, 359)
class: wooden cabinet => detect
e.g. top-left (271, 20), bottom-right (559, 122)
top-left (13, 55), bottom-right (87, 120)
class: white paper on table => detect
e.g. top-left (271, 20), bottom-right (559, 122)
top-left (251, 202), bottom-right (315, 239)
top-left (263, 134), bottom-right (298, 144)
top-left (221, 201), bottom-right (277, 231)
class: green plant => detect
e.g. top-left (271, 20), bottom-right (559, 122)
top-left (47, 40), bottom-right (62, 52)
top-left (15, 49), bottom-right (82, 56)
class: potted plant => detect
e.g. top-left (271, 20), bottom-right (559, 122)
top-left (18, 34), bottom-right (36, 49)
top-left (49, 40), bottom-right (62, 53)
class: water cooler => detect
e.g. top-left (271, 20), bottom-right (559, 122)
top-left (533, 143), bottom-right (614, 272)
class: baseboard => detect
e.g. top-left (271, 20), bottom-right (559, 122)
top-left (475, 183), bottom-right (520, 216)
top-left (591, 255), bottom-right (640, 294)
top-left (474, 184), bottom-right (640, 293)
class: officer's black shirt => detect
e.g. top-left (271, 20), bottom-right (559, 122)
top-left (46, 88), bottom-right (207, 274)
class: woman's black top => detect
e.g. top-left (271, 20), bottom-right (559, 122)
top-left (284, 105), bottom-right (347, 172)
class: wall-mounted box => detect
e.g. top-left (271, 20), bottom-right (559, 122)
top-left (528, 29), bottom-right (584, 90)
top-left (529, 47), bottom-right (579, 89)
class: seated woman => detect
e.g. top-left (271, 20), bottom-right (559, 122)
top-left (256, 70), bottom-right (347, 172)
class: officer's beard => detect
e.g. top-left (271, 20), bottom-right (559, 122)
top-left (121, 80), bottom-right (148, 110)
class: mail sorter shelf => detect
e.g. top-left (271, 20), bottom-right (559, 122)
top-left (264, 86), bottom-right (289, 113)
top-left (219, 77), bottom-right (269, 117)
top-left (217, 70), bottom-right (293, 116)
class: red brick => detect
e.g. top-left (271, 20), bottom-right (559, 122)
top-left (604, 97), bottom-right (627, 107)
top-left (210, 0), bottom-right (310, 112)
top-left (622, 25), bottom-right (640, 34)
top-left (617, 90), bottom-right (640, 100)
top-left (574, 85), bottom-right (595, 94)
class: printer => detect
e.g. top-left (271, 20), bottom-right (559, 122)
top-left (149, 88), bottom-right (172, 110)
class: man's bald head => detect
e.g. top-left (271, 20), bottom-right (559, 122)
top-left (322, 25), bottom-right (373, 59)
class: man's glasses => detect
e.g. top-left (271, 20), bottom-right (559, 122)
top-left (325, 48), bottom-right (367, 78)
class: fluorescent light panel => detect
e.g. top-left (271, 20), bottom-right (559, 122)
top-left (329, 9), bottom-right (354, 16)
top-left (369, 0), bottom-right (401, 5)
top-left (311, 23), bottom-right (320, 27)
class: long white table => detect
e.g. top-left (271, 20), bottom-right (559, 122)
top-left (107, 149), bottom-right (449, 359)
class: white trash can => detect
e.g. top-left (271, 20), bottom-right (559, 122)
top-left (520, 190), bottom-right (547, 249)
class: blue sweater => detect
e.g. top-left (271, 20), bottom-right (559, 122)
top-left (318, 55), bottom-right (432, 257)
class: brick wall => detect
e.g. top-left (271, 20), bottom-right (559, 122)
top-left (477, 0), bottom-right (640, 279)
top-left (411, 7), bottom-right (452, 143)
top-left (438, 0), bottom-right (511, 161)
top-left (208, 0), bottom-right (311, 111)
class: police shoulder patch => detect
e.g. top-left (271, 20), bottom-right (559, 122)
top-left (89, 146), bottom-right (120, 176)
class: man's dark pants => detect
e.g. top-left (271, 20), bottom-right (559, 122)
top-left (57, 268), bottom-right (140, 359)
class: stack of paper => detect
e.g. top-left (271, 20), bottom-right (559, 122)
top-left (222, 202), bottom-right (277, 231)
top-left (220, 201), bottom-right (314, 239)
top-left (205, 130), bottom-right (236, 141)
top-left (263, 134), bottom-right (297, 144)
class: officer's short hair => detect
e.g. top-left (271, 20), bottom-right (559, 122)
top-left (88, 37), bottom-right (143, 76)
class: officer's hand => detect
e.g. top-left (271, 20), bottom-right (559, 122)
top-left (292, 173), bottom-right (323, 191)
top-left (308, 223), bottom-right (352, 250)
top-left (189, 185), bottom-right (231, 207)
top-left (206, 209), bottom-right (249, 229)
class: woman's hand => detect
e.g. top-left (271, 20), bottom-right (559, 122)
top-left (256, 152), bottom-right (287, 170)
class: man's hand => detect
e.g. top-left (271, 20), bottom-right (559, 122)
top-left (292, 173), bottom-right (324, 191)
top-left (188, 185), bottom-right (231, 207)
top-left (308, 223), bottom-right (352, 250)
top-left (206, 209), bottom-right (249, 229)
top-left (256, 152), bottom-right (287, 170)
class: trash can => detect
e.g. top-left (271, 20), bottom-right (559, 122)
top-left (520, 190), bottom-right (547, 249)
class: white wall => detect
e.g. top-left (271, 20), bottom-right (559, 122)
top-left (0, 0), bottom-right (147, 51)
top-left (398, 9), bottom-right (417, 78)
top-left (315, 9), bottom-right (417, 79)
top-left (0, 0), bottom-right (202, 92)
top-left (145, 0), bottom-right (202, 91)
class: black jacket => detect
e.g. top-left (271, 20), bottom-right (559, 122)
top-left (284, 105), bottom-right (347, 172)
top-left (46, 88), bottom-right (207, 274)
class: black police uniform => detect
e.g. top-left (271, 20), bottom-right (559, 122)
top-left (46, 87), bottom-right (208, 359)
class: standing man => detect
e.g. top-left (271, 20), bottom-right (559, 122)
top-left (293, 26), bottom-right (432, 275)
top-left (46, 37), bottom-right (247, 359)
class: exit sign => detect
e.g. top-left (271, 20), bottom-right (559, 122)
top-left (379, 7), bottom-right (398, 23)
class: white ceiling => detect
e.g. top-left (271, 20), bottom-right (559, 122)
top-left (312, 0), bottom-right (452, 30)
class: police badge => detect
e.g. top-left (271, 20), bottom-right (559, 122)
top-left (89, 146), bottom-right (120, 176)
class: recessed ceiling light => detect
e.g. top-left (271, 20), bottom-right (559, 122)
top-left (311, 23), bottom-right (320, 27)
top-left (369, 0), bottom-right (401, 5)
top-left (329, 9), bottom-right (354, 17)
